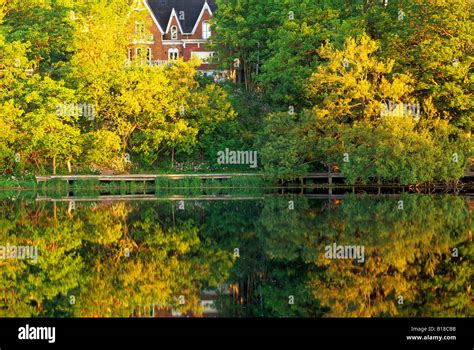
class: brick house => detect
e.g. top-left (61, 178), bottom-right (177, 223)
top-left (129, 0), bottom-right (219, 76)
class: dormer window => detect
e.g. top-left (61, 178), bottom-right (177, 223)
top-left (202, 21), bottom-right (211, 39)
top-left (171, 26), bottom-right (178, 40)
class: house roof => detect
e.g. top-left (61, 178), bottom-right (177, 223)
top-left (146, 0), bottom-right (216, 34)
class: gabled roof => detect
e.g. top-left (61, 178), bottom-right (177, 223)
top-left (146, 0), bottom-right (216, 34)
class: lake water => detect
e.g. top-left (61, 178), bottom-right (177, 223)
top-left (0, 193), bottom-right (472, 317)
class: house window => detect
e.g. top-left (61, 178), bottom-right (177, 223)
top-left (136, 48), bottom-right (143, 65)
top-left (168, 48), bottom-right (179, 61)
top-left (171, 26), bottom-right (178, 40)
top-left (136, 21), bottom-right (145, 37)
top-left (128, 48), bottom-right (132, 61)
top-left (202, 21), bottom-right (211, 39)
top-left (146, 48), bottom-right (152, 63)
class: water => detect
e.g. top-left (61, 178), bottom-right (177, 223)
top-left (0, 194), bottom-right (472, 317)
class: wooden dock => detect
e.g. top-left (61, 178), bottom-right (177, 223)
top-left (35, 170), bottom-right (474, 185)
top-left (34, 193), bottom-right (473, 203)
top-left (35, 194), bottom-right (264, 202)
top-left (34, 172), bottom-right (345, 185)
top-left (35, 173), bottom-right (264, 183)
top-left (32, 193), bottom-right (388, 203)
top-left (302, 173), bottom-right (344, 179)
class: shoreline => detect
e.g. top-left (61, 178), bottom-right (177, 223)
top-left (0, 171), bottom-right (473, 192)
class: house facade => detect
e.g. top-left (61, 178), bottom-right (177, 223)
top-left (129, 0), bottom-right (218, 76)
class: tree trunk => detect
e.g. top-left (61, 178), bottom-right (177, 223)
top-left (52, 156), bottom-right (56, 175)
top-left (67, 160), bottom-right (72, 174)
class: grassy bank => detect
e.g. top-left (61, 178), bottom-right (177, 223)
top-left (0, 176), bottom-right (37, 190)
top-left (0, 174), bottom-right (269, 199)
top-left (154, 176), bottom-right (268, 196)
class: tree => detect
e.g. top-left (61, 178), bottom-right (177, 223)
top-left (11, 76), bottom-right (81, 174)
top-left (212, 0), bottom-right (285, 91)
top-left (257, 110), bottom-right (317, 180)
top-left (366, 0), bottom-right (473, 131)
top-left (82, 130), bottom-right (122, 171)
top-left (2, 0), bottom-right (75, 78)
top-left (66, 0), bottom-right (132, 86)
top-left (258, 0), bottom-right (366, 109)
top-left (91, 59), bottom-right (235, 169)
top-left (258, 34), bottom-right (470, 184)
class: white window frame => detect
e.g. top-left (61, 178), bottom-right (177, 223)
top-left (146, 48), bottom-right (152, 63)
top-left (136, 48), bottom-right (143, 64)
top-left (168, 48), bottom-right (179, 61)
top-left (202, 21), bottom-right (211, 39)
top-left (171, 26), bottom-right (178, 40)
top-left (191, 51), bottom-right (214, 63)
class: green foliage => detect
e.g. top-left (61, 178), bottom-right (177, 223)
top-left (258, 34), bottom-right (471, 184)
top-left (212, 0), bottom-right (286, 91)
top-left (257, 111), bottom-right (317, 180)
top-left (258, 0), bottom-right (366, 108)
top-left (0, 200), bottom-right (233, 317)
top-left (82, 130), bottom-right (122, 169)
top-left (367, 0), bottom-right (473, 131)
top-left (0, 194), bottom-right (471, 317)
top-left (154, 176), bottom-right (265, 192)
top-left (0, 1), bottom-right (236, 177)
top-left (0, 0), bottom-right (471, 185)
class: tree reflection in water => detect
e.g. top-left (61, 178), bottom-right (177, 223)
top-left (0, 194), bottom-right (471, 317)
